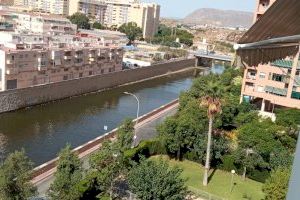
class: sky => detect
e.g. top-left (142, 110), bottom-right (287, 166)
top-left (143, 0), bottom-right (256, 18)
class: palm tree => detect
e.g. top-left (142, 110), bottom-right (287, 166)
top-left (200, 80), bottom-right (223, 186)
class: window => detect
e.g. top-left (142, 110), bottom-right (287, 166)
top-left (63, 75), bottom-right (68, 80)
top-left (89, 71), bottom-right (93, 75)
top-left (79, 73), bottom-right (83, 78)
top-left (259, 72), bottom-right (265, 79)
top-left (64, 68), bottom-right (68, 71)
top-left (272, 73), bottom-right (284, 82)
top-left (101, 69), bottom-right (104, 74)
top-left (257, 86), bottom-right (264, 92)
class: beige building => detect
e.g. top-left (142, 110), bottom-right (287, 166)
top-left (128, 2), bottom-right (160, 38)
top-left (0, 41), bottom-right (123, 90)
top-left (69, 0), bottom-right (107, 23)
top-left (240, 0), bottom-right (300, 114)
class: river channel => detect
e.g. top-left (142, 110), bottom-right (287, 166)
top-left (0, 73), bottom-right (195, 165)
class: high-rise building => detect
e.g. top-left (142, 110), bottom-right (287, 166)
top-left (240, 0), bottom-right (300, 114)
top-left (128, 2), bottom-right (160, 38)
top-left (69, 0), bottom-right (107, 24)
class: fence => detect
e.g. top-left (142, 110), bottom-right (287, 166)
top-left (188, 186), bottom-right (227, 200)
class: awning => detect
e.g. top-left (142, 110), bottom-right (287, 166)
top-left (265, 86), bottom-right (287, 96)
top-left (235, 0), bottom-right (300, 66)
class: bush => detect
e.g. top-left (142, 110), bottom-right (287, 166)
top-left (183, 151), bottom-right (199, 162)
top-left (247, 169), bottom-right (270, 183)
top-left (124, 139), bottom-right (167, 162)
top-left (219, 154), bottom-right (237, 172)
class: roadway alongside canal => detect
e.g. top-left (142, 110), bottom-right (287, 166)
top-left (0, 73), bottom-right (194, 165)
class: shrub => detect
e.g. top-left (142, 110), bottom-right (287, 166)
top-left (219, 154), bottom-right (237, 172)
top-left (247, 169), bottom-right (270, 183)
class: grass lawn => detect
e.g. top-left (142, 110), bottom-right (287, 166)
top-left (150, 155), bottom-right (264, 200)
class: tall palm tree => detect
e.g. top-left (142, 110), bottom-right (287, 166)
top-left (200, 80), bottom-right (223, 186)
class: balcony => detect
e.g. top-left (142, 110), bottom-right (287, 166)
top-left (64, 55), bottom-right (72, 60)
top-left (74, 53), bottom-right (83, 58)
top-left (38, 66), bottom-right (47, 71)
top-left (6, 68), bottom-right (18, 75)
top-left (6, 59), bottom-right (13, 65)
top-left (265, 85), bottom-right (287, 97)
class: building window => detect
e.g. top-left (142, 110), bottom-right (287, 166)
top-left (259, 72), bottom-right (266, 79)
top-left (272, 73), bottom-right (284, 82)
top-left (63, 75), bottom-right (68, 80)
top-left (79, 73), bottom-right (83, 78)
top-left (101, 69), bottom-right (104, 74)
top-left (64, 68), bottom-right (68, 71)
top-left (257, 85), bottom-right (264, 92)
top-left (6, 79), bottom-right (17, 90)
top-left (89, 71), bottom-right (93, 75)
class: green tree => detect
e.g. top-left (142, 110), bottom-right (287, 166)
top-left (199, 80), bottom-right (224, 186)
top-left (263, 167), bottom-right (291, 200)
top-left (92, 22), bottom-right (104, 29)
top-left (68, 12), bottom-right (90, 29)
top-left (48, 145), bottom-right (83, 200)
top-left (86, 141), bottom-right (120, 198)
top-left (128, 158), bottom-right (187, 200)
top-left (117, 118), bottom-right (134, 152)
top-left (0, 150), bottom-right (37, 200)
top-left (118, 22), bottom-right (142, 45)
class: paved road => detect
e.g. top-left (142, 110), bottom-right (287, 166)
top-left (35, 104), bottom-right (178, 198)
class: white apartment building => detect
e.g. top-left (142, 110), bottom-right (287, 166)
top-left (15, 13), bottom-right (77, 35)
top-left (0, 41), bottom-right (123, 91)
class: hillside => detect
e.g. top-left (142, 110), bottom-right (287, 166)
top-left (183, 8), bottom-right (253, 28)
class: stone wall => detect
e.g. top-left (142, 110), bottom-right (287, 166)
top-left (0, 59), bottom-right (195, 113)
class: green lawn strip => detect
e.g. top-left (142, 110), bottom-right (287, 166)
top-left (150, 155), bottom-right (264, 200)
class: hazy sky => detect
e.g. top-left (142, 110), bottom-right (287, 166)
top-left (143, 0), bottom-right (256, 18)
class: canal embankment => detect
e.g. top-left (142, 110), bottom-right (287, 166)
top-left (32, 99), bottom-right (179, 195)
top-left (0, 58), bottom-right (195, 113)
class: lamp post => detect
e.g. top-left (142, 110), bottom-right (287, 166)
top-left (124, 92), bottom-right (140, 146)
top-left (230, 170), bottom-right (236, 193)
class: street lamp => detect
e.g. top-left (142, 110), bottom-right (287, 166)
top-left (230, 170), bottom-right (236, 193)
top-left (123, 92), bottom-right (140, 146)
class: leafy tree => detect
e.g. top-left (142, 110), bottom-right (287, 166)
top-left (269, 148), bottom-right (293, 170)
top-left (118, 22), bottom-right (142, 45)
top-left (0, 150), bottom-right (37, 200)
top-left (158, 98), bottom-right (207, 160)
top-left (276, 108), bottom-right (300, 135)
top-left (48, 145), bottom-right (83, 200)
top-left (92, 22), bottom-right (104, 29)
top-left (117, 118), bottom-right (134, 152)
top-left (87, 141), bottom-right (121, 198)
top-left (263, 167), bottom-right (291, 200)
top-left (199, 80), bottom-right (224, 186)
top-left (128, 158), bottom-right (187, 200)
top-left (69, 12), bottom-right (90, 29)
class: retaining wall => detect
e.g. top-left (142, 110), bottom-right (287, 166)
top-left (0, 59), bottom-right (194, 113)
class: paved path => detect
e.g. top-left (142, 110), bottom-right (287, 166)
top-left (35, 102), bottom-right (178, 197)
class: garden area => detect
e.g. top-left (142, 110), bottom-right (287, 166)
top-left (0, 66), bottom-right (298, 200)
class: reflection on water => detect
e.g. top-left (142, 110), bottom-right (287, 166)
top-left (0, 73), bottom-right (193, 165)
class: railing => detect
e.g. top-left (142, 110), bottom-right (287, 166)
top-left (188, 186), bottom-right (227, 200)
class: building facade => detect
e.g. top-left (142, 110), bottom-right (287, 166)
top-left (0, 41), bottom-right (123, 91)
top-left (240, 0), bottom-right (300, 113)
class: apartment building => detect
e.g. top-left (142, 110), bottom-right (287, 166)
top-left (69, 0), bottom-right (107, 24)
top-left (0, 0), bottom-right (14, 6)
top-left (240, 0), bottom-right (300, 112)
top-left (128, 3), bottom-right (160, 38)
top-left (253, 0), bottom-right (276, 22)
top-left (0, 41), bottom-right (123, 91)
top-left (68, 0), bottom-right (160, 38)
top-left (15, 13), bottom-right (77, 35)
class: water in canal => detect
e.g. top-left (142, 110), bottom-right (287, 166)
top-left (0, 73), bottom-right (194, 165)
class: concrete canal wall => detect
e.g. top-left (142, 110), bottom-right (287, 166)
top-left (0, 58), bottom-right (194, 113)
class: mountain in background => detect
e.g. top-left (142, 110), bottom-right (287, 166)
top-left (182, 8), bottom-right (253, 28)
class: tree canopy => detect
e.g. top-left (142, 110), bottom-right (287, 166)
top-left (118, 22), bottom-right (142, 45)
top-left (48, 145), bottom-right (83, 200)
top-left (92, 22), bottom-right (104, 30)
top-left (0, 150), bottom-right (37, 200)
top-left (69, 12), bottom-right (90, 29)
top-left (128, 158), bottom-right (187, 200)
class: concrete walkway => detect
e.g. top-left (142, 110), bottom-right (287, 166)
top-left (35, 101), bottom-right (178, 197)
